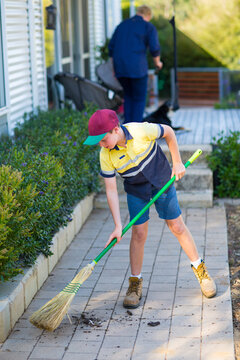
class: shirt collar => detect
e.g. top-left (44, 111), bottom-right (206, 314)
top-left (121, 125), bottom-right (133, 141)
top-left (112, 125), bottom-right (133, 150)
top-left (133, 15), bottom-right (143, 21)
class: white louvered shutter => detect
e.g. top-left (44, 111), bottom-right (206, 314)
top-left (32, 0), bottom-right (47, 109)
top-left (5, 0), bottom-right (33, 131)
top-left (5, 0), bottom-right (47, 133)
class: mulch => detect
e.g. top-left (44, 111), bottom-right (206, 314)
top-left (226, 204), bottom-right (240, 359)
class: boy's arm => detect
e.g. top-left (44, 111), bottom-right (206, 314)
top-left (161, 125), bottom-right (185, 181)
top-left (104, 177), bottom-right (123, 247)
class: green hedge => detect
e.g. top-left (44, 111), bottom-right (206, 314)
top-left (206, 131), bottom-right (240, 198)
top-left (0, 105), bottom-right (100, 282)
top-left (0, 165), bottom-right (40, 282)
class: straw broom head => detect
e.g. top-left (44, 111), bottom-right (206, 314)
top-left (29, 263), bottom-right (94, 331)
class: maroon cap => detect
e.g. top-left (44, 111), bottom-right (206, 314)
top-left (83, 109), bottom-right (119, 145)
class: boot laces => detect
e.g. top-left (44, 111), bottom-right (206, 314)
top-left (127, 280), bottom-right (141, 296)
top-left (197, 263), bottom-right (210, 282)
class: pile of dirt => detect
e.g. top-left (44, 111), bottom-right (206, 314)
top-left (226, 204), bottom-right (240, 359)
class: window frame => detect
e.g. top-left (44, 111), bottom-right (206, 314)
top-left (0, 0), bottom-right (9, 118)
top-left (0, 6), bottom-right (6, 109)
top-left (60, 0), bottom-right (73, 73)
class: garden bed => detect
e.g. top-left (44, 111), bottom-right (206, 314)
top-left (226, 204), bottom-right (240, 359)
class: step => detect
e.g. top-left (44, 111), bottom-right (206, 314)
top-left (94, 189), bottom-right (213, 209)
top-left (174, 167), bottom-right (213, 191)
top-left (99, 166), bottom-right (212, 195)
top-left (160, 144), bottom-right (212, 165)
top-left (177, 189), bottom-right (213, 208)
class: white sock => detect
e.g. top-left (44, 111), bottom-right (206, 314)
top-left (131, 273), bottom-right (142, 279)
top-left (191, 258), bottom-right (202, 269)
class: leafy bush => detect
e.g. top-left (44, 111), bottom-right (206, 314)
top-left (13, 105), bottom-right (100, 210)
top-left (0, 147), bottom-right (65, 265)
top-left (0, 165), bottom-right (40, 281)
top-left (0, 105), bottom-right (100, 281)
top-left (206, 131), bottom-right (240, 198)
top-left (214, 93), bottom-right (240, 109)
top-left (95, 38), bottom-right (110, 63)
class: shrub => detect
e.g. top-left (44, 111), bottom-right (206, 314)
top-left (0, 148), bottom-right (65, 266)
top-left (0, 165), bottom-right (40, 282)
top-left (214, 93), bottom-right (240, 109)
top-left (13, 105), bottom-right (100, 210)
top-left (0, 105), bottom-right (100, 280)
top-left (206, 131), bottom-right (240, 198)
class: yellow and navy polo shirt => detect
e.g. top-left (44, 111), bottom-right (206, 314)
top-left (100, 122), bottom-right (172, 200)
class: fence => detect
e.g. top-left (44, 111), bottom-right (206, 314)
top-left (171, 68), bottom-right (240, 106)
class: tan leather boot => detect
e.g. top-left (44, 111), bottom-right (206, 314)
top-left (192, 261), bottom-right (217, 298)
top-left (123, 277), bottom-right (143, 309)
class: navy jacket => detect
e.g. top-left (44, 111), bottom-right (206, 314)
top-left (108, 15), bottom-right (160, 78)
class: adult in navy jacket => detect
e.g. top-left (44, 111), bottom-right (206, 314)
top-left (108, 5), bottom-right (163, 123)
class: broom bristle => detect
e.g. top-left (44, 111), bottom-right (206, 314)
top-left (29, 263), bottom-right (94, 331)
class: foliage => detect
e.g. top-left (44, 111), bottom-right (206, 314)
top-left (0, 105), bottom-right (100, 281)
top-left (206, 131), bottom-right (240, 198)
top-left (136, 0), bottom-right (240, 71)
top-left (95, 38), bottom-right (110, 63)
top-left (177, 0), bottom-right (240, 71)
top-left (0, 148), bottom-right (65, 266)
top-left (13, 105), bottom-right (100, 210)
top-left (150, 15), bottom-right (222, 96)
top-left (0, 165), bottom-right (40, 282)
top-left (214, 93), bottom-right (240, 109)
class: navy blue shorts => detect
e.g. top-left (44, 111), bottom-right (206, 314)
top-left (127, 186), bottom-right (181, 225)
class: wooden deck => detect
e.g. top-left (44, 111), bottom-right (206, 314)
top-left (170, 108), bottom-right (240, 145)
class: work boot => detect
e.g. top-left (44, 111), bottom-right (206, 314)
top-left (191, 260), bottom-right (217, 298)
top-left (123, 277), bottom-right (143, 309)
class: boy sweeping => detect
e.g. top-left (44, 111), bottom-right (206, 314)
top-left (84, 109), bottom-right (216, 309)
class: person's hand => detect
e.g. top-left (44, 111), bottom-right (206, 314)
top-left (171, 162), bottom-right (185, 181)
top-left (105, 225), bottom-right (122, 248)
top-left (155, 60), bottom-right (163, 71)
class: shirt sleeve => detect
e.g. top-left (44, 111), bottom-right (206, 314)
top-left (141, 122), bottom-right (164, 140)
top-left (99, 148), bottom-right (116, 178)
top-left (147, 23), bottom-right (161, 57)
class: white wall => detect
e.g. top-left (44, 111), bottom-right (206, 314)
top-left (4, 0), bottom-right (47, 134)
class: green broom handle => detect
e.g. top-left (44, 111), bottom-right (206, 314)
top-left (93, 148), bottom-right (202, 264)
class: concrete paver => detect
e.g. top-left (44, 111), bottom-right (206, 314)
top-left (0, 205), bottom-right (235, 360)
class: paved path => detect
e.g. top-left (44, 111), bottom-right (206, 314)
top-left (0, 204), bottom-right (235, 359)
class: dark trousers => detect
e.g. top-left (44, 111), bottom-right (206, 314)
top-left (118, 76), bottom-right (148, 123)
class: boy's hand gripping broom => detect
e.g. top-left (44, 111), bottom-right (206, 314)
top-left (29, 149), bottom-right (202, 331)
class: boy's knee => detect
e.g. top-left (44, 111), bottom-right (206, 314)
top-left (132, 224), bottom-right (148, 243)
top-left (167, 219), bottom-right (185, 235)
